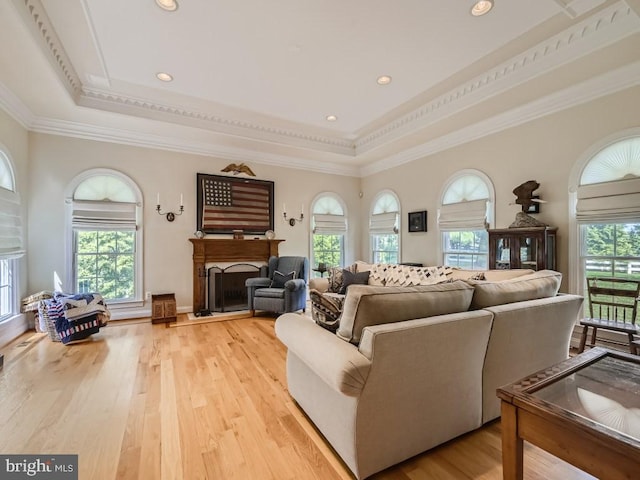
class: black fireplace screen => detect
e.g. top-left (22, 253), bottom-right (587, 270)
top-left (207, 263), bottom-right (265, 313)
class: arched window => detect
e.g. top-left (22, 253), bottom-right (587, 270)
top-left (66, 169), bottom-right (143, 305)
top-left (574, 136), bottom-right (640, 295)
top-left (0, 147), bottom-right (22, 320)
top-left (369, 190), bottom-right (400, 263)
top-left (310, 193), bottom-right (347, 275)
top-left (438, 170), bottom-right (494, 269)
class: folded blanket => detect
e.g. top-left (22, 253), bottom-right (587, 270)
top-left (58, 292), bottom-right (108, 320)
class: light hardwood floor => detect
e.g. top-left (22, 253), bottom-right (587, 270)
top-left (0, 315), bottom-right (595, 480)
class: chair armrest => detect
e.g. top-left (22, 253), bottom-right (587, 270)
top-left (275, 313), bottom-right (371, 396)
top-left (246, 277), bottom-right (272, 288)
top-left (285, 278), bottom-right (306, 291)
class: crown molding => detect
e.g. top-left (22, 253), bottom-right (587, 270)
top-left (359, 60), bottom-right (640, 177)
top-left (355, 1), bottom-right (640, 155)
top-left (78, 87), bottom-right (356, 156)
top-left (28, 117), bottom-right (361, 177)
top-left (12, 0), bottom-right (82, 101)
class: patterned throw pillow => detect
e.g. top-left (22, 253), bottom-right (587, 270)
top-left (310, 289), bottom-right (345, 332)
top-left (327, 264), bottom-right (357, 293)
top-left (271, 270), bottom-right (296, 288)
top-left (467, 271), bottom-right (486, 281)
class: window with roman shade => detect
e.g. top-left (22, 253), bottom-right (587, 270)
top-left (369, 191), bottom-right (400, 263)
top-left (0, 148), bottom-right (21, 320)
top-left (311, 193), bottom-right (346, 273)
top-left (439, 171), bottom-right (494, 270)
top-left (67, 169), bottom-right (143, 305)
top-left (576, 137), bottom-right (640, 294)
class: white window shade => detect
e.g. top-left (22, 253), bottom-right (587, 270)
top-left (72, 200), bottom-right (137, 230)
top-left (313, 213), bottom-right (346, 234)
top-left (0, 190), bottom-right (24, 259)
top-left (370, 212), bottom-right (398, 234)
top-left (576, 177), bottom-right (640, 222)
top-left (438, 199), bottom-right (488, 231)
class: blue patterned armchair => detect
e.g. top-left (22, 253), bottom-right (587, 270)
top-left (246, 256), bottom-right (308, 315)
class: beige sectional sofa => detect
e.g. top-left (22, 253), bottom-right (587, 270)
top-left (275, 268), bottom-right (584, 479)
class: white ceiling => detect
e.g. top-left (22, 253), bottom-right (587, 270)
top-left (1, 0), bottom-right (639, 176)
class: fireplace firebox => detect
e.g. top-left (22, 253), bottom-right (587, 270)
top-left (207, 264), bottom-right (266, 313)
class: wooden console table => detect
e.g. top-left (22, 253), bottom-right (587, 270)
top-left (189, 238), bottom-right (284, 314)
top-left (497, 347), bottom-right (640, 479)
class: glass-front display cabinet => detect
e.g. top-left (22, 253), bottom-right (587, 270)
top-left (488, 226), bottom-right (557, 271)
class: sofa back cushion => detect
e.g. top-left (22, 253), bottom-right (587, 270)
top-left (448, 268), bottom-right (534, 282)
top-left (466, 269), bottom-right (562, 310)
top-left (337, 281), bottom-right (474, 344)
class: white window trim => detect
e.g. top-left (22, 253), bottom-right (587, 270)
top-left (568, 127), bottom-right (640, 295)
top-left (64, 168), bottom-right (144, 308)
top-left (309, 191), bottom-right (348, 268)
top-left (369, 189), bottom-right (401, 263)
top-left (0, 144), bottom-right (21, 320)
top-left (437, 169), bottom-right (495, 265)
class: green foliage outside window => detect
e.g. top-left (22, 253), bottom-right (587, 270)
top-left (583, 223), bottom-right (640, 280)
top-left (76, 230), bottom-right (135, 300)
top-left (372, 234), bottom-right (398, 264)
top-left (313, 234), bottom-right (343, 275)
top-left (443, 230), bottom-right (488, 270)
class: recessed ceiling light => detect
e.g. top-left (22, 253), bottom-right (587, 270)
top-left (326, 115), bottom-right (338, 122)
top-left (377, 75), bottom-right (392, 85)
top-left (471, 0), bottom-right (494, 16)
top-left (156, 72), bottom-right (173, 82)
top-left (155, 0), bottom-right (178, 12)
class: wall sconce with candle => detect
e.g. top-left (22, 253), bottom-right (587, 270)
top-left (156, 193), bottom-right (184, 222)
top-left (283, 203), bottom-right (304, 226)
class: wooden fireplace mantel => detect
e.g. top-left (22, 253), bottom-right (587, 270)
top-left (189, 238), bottom-right (284, 313)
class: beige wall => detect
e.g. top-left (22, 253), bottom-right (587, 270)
top-left (0, 109), bottom-right (30, 346)
top-left (360, 85), bottom-right (640, 292)
top-left (26, 133), bottom-right (361, 311)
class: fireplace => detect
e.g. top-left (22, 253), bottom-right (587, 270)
top-left (189, 238), bottom-right (284, 313)
top-left (207, 263), bottom-right (265, 313)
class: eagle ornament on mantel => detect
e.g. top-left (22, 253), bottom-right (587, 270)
top-left (509, 180), bottom-right (548, 228)
top-left (221, 163), bottom-right (256, 176)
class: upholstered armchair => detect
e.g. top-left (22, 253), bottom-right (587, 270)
top-left (246, 256), bottom-right (308, 315)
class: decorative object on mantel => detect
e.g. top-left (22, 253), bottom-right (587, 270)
top-left (509, 180), bottom-right (548, 227)
top-left (194, 230), bottom-right (205, 239)
top-left (283, 203), bottom-right (304, 226)
top-left (197, 173), bottom-right (274, 234)
top-left (265, 229), bottom-right (275, 240)
top-left (156, 192), bottom-right (184, 222)
top-left (221, 162), bottom-right (256, 176)
top-left (233, 229), bottom-right (244, 239)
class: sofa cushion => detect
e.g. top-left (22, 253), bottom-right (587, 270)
top-left (339, 270), bottom-right (370, 294)
top-left (466, 269), bottom-right (562, 310)
top-left (448, 268), bottom-right (534, 282)
top-left (327, 264), bottom-right (357, 293)
top-left (337, 281), bottom-right (475, 344)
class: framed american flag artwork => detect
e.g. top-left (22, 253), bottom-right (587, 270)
top-left (196, 173), bottom-right (274, 235)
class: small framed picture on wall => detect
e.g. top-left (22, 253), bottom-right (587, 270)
top-left (408, 211), bottom-right (427, 232)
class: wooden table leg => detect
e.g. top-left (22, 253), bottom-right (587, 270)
top-left (501, 402), bottom-right (523, 480)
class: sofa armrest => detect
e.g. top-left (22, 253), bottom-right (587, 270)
top-left (275, 313), bottom-right (371, 396)
top-left (309, 277), bottom-right (329, 292)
